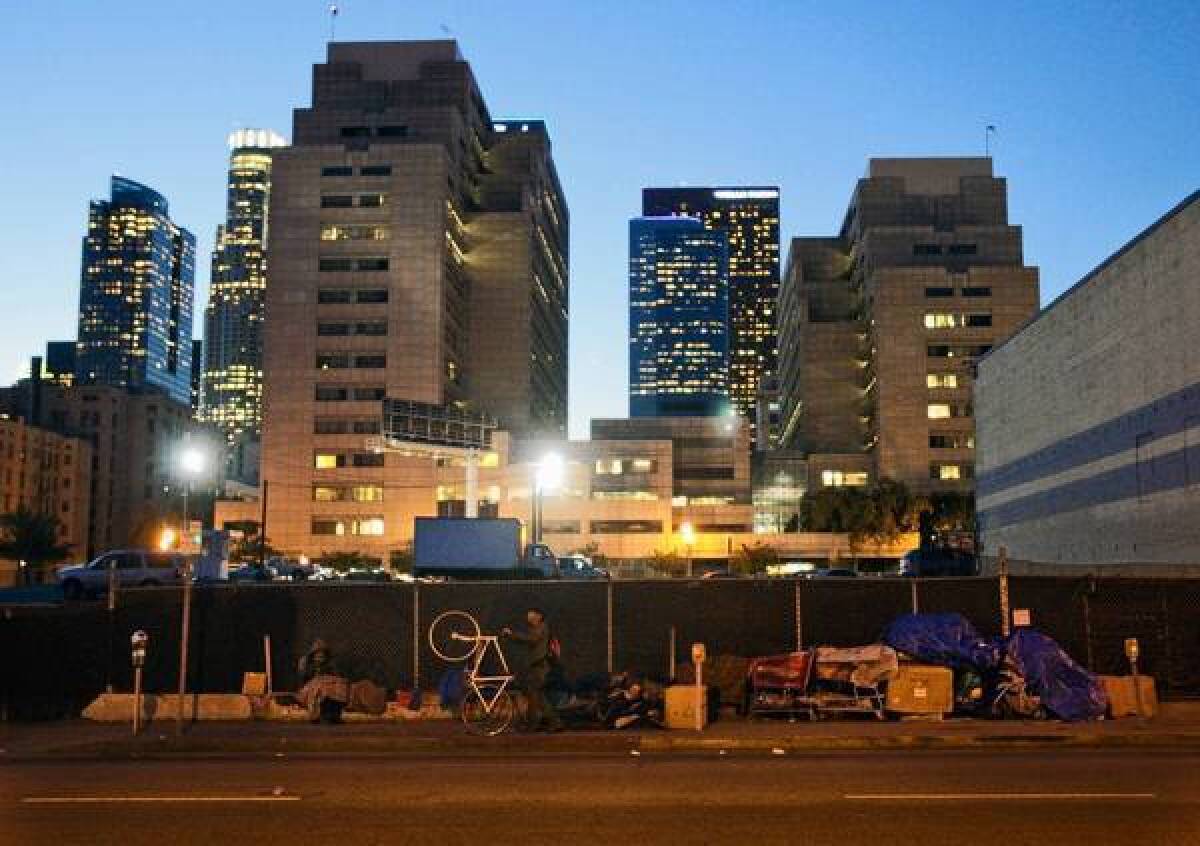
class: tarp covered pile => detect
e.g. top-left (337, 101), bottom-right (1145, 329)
top-left (882, 613), bottom-right (1107, 721)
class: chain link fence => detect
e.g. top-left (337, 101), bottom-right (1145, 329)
top-left (3, 576), bottom-right (1198, 719)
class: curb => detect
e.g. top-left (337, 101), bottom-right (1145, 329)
top-left (7, 730), bottom-right (1200, 762)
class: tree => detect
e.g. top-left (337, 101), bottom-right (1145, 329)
top-left (646, 548), bottom-right (684, 578)
top-left (389, 542), bottom-right (414, 574)
top-left (730, 542), bottom-right (780, 575)
top-left (572, 541), bottom-right (608, 569)
top-left (317, 550), bottom-right (373, 572)
top-left (797, 477), bottom-right (924, 559)
top-left (0, 506), bottom-right (73, 585)
top-left (228, 522), bottom-right (279, 564)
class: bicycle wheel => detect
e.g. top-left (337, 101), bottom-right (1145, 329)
top-left (428, 609), bottom-right (482, 662)
top-left (460, 684), bottom-right (517, 736)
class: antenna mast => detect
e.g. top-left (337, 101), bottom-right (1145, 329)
top-left (329, 4), bottom-right (339, 42)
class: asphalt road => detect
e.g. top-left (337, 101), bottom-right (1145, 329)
top-left (3, 750), bottom-right (1198, 845)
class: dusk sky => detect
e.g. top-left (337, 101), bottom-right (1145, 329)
top-left (3, 1), bottom-right (1197, 437)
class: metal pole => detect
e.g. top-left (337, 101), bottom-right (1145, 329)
top-left (133, 667), bottom-right (143, 735)
top-left (694, 659), bottom-right (704, 731)
top-left (606, 579), bottom-right (614, 674)
top-left (998, 545), bottom-right (1011, 637)
top-left (668, 626), bottom-right (676, 681)
top-left (106, 562), bottom-right (117, 693)
top-left (794, 578), bottom-right (803, 651)
top-left (910, 578), bottom-right (919, 615)
top-left (263, 635), bottom-right (273, 696)
top-left (465, 449), bottom-right (478, 519)
top-left (176, 575), bottom-right (192, 735)
top-left (258, 479), bottom-right (269, 571)
top-left (412, 583), bottom-right (420, 694)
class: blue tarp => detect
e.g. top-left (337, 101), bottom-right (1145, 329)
top-left (1001, 628), bottom-right (1107, 722)
top-left (882, 613), bottom-right (1001, 672)
top-left (882, 613), bottom-right (1108, 722)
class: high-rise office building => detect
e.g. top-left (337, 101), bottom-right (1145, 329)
top-left (777, 158), bottom-right (1039, 495)
top-left (42, 342), bottom-right (76, 387)
top-left (75, 176), bottom-right (196, 406)
top-left (261, 41), bottom-right (568, 556)
top-left (628, 216), bottom-right (729, 417)
top-left (201, 129), bottom-right (286, 477)
top-left (642, 187), bottom-right (779, 440)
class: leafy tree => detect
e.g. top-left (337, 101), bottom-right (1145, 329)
top-left (572, 541), bottom-right (609, 568)
top-left (647, 548), bottom-right (684, 578)
top-left (798, 477), bottom-right (925, 559)
top-left (730, 542), bottom-right (780, 575)
top-left (0, 506), bottom-right (73, 585)
top-left (227, 522), bottom-right (279, 564)
top-left (389, 542), bottom-right (415, 574)
top-left (317, 550), bottom-right (373, 572)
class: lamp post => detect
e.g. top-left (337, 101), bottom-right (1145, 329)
top-left (533, 453), bottom-right (565, 545)
top-left (179, 446), bottom-right (205, 549)
top-left (680, 521), bottom-right (696, 579)
top-left (176, 443), bottom-right (205, 736)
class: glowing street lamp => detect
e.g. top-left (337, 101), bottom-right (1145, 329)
top-left (680, 521), bottom-right (696, 579)
top-left (178, 444), bottom-right (208, 550)
top-left (532, 453), bottom-right (565, 544)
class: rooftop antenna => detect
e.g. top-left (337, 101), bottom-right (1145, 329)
top-left (328, 4), bottom-right (339, 42)
top-left (440, 23), bottom-right (453, 36)
top-left (985, 124), bottom-right (998, 157)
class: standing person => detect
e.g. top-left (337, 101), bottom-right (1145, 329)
top-left (502, 608), bottom-right (563, 732)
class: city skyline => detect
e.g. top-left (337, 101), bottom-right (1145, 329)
top-left (3, 1), bottom-right (1198, 438)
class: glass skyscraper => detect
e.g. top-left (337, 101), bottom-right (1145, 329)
top-left (629, 216), bottom-right (730, 417)
top-left (642, 187), bottom-right (779, 441)
top-left (76, 176), bottom-right (195, 406)
top-left (200, 129), bottom-right (285, 478)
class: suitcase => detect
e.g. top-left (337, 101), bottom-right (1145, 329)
top-left (885, 664), bottom-right (953, 716)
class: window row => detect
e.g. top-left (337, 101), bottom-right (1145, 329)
top-left (928, 344), bottom-right (991, 358)
top-left (316, 352), bottom-right (387, 370)
top-left (925, 286), bottom-right (992, 298)
top-left (821, 470), bottom-right (868, 487)
top-left (926, 372), bottom-right (959, 389)
top-left (313, 485), bottom-right (384, 503)
top-left (317, 288), bottom-right (388, 304)
top-left (318, 257), bottom-right (389, 272)
top-left (930, 463), bottom-right (975, 481)
top-left (314, 385), bottom-right (386, 402)
top-left (593, 458), bottom-right (657, 475)
top-left (930, 432), bottom-right (975, 449)
top-left (924, 312), bottom-right (993, 329)
top-left (337, 125), bottom-right (408, 139)
top-left (314, 451), bottom-right (385, 469)
top-left (913, 244), bottom-right (978, 256)
top-left (317, 320), bottom-right (387, 337)
top-left (321, 164), bottom-right (393, 177)
top-left (314, 418), bottom-right (381, 435)
top-left (320, 194), bottom-right (386, 208)
top-left (320, 224), bottom-right (389, 242)
top-left (311, 516), bottom-right (385, 536)
top-left (928, 402), bottom-right (973, 419)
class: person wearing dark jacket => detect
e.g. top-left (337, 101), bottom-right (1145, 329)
top-left (502, 608), bottom-right (563, 732)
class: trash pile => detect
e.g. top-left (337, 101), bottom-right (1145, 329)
top-left (747, 613), bottom-right (1109, 722)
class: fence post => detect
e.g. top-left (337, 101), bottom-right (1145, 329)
top-left (910, 579), bottom-right (919, 615)
top-left (606, 579), bottom-right (614, 674)
top-left (1082, 592), bottom-right (1095, 671)
top-left (998, 545), bottom-right (1011, 637)
top-left (412, 582), bottom-right (420, 693)
top-left (794, 579), bottom-right (803, 651)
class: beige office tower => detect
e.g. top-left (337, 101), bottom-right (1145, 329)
top-left (261, 41), bottom-right (568, 558)
top-left (777, 158), bottom-right (1038, 495)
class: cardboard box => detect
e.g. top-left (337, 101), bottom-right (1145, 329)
top-left (885, 664), bottom-right (953, 715)
top-left (1100, 675), bottom-right (1158, 718)
top-left (665, 684), bottom-right (708, 730)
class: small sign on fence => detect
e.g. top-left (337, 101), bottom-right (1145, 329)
top-left (1013, 608), bottom-right (1032, 627)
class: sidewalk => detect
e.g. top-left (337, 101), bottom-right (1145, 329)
top-left (5, 703), bottom-right (1200, 762)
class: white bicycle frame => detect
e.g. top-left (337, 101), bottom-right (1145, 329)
top-left (452, 632), bottom-right (515, 714)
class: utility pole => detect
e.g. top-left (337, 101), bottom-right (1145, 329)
top-left (258, 479), bottom-right (269, 570)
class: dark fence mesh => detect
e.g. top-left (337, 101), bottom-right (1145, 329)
top-left (799, 579), bottom-right (911, 646)
top-left (4, 575), bottom-right (1199, 719)
top-left (613, 579), bottom-right (796, 679)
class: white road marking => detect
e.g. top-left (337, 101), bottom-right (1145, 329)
top-left (844, 793), bottom-right (1156, 801)
top-left (21, 796), bottom-right (301, 804)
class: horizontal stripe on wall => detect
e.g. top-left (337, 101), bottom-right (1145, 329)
top-left (978, 380), bottom-right (1200, 498)
top-left (978, 442), bottom-right (1200, 531)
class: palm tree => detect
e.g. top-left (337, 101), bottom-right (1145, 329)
top-left (0, 506), bottom-right (73, 586)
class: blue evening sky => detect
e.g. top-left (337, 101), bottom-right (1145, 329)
top-left (2, 1), bottom-right (1197, 437)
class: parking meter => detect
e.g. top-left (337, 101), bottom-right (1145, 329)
top-left (1125, 638), bottom-right (1145, 718)
top-left (1124, 638), bottom-right (1139, 662)
top-left (131, 630), bottom-right (148, 734)
top-left (692, 643), bottom-right (707, 731)
top-left (131, 630), bottom-right (148, 667)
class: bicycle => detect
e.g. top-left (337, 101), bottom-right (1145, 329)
top-left (428, 610), bottom-right (518, 736)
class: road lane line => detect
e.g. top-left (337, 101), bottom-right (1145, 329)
top-left (20, 796), bottom-right (301, 804)
top-left (844, 793), bottom-right (1156, 801)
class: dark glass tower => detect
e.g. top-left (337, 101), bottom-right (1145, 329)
top-left (629, 216), bottom-right (729, 417)
top-left (201, 129), bottom-right (285, 477)
top-left (642, 187), bottom-right (779, 441)
top-left (75, 176), bottom-right (195, 405)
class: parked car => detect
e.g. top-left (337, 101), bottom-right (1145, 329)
top-left (812, 568), bottom-right (859, 578)
top-left (557, 554), bottom-right (610, 580)
top-left (228, 563), bottom-right (276, 583)
top-left (339, 568), bottom-right (392, 583)
top-left (267, 556), bottom-right (314, 581)
top-left (57, 550), bottom-right (188, 599)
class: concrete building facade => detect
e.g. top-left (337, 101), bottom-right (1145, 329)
top-left (260, 41), bottom-right (568, 556)
top-left (977, 191), bottom-right (1200, 572)
top-left (777, 158), bottom-right (1039, 496)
